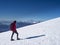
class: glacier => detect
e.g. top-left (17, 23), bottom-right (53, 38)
top-left (0, 17), bottom-right (60, 45)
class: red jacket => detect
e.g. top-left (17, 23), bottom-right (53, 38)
top-left (10, 22), bottom-right (16, 32)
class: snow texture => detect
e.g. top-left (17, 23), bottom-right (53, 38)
top-left (0, 17), bottom-right (60, 45)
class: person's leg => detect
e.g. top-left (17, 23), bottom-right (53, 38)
top-left (11, 31), bottom-right (14, 40)
top-left (15, 31), bottom-right (20, 40)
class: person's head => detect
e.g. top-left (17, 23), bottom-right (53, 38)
top-left (13, 21), bottom-right (16, 23)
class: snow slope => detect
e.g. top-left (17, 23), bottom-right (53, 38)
top-left (0, 17), bottom-right (60, 45)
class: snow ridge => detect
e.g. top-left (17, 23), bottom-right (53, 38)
top-left (0, 17), bottom-right (60, 45)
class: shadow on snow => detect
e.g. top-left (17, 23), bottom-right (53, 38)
top-left (25, 34), bottom-right (45, 39)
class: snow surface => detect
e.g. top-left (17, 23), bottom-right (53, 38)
top-left (0, 17), bottom-right (60, 45)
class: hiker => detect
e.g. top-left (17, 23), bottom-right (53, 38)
top-left (10, 21), bottom-right (20, 41)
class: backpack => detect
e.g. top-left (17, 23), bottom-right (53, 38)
top-left (10, 23), bottom-right (13, 30)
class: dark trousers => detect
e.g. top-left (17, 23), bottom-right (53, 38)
top-left (11, 30), bottom-right (19, 39)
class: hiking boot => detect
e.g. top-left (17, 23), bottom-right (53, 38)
top-left (11, 39), bottom-right (14, 41)
top-left (17, 38), bottom-right (20, 40)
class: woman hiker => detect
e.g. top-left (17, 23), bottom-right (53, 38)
top-left (10, 21), bottom-right (20, 41)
